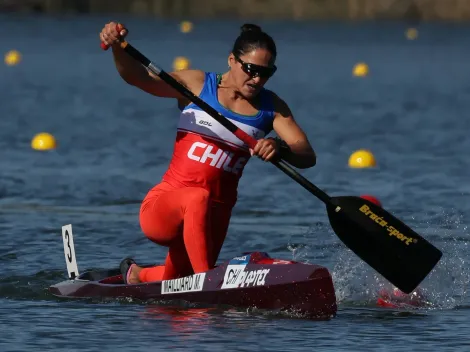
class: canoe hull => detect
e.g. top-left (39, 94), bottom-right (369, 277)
top-left (50, 251), bottom-right (337, 319)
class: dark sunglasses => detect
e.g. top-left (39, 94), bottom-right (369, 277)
top-left (234, 56), bottom-right (277, 78)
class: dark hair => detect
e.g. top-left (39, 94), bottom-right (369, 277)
top-left (232, 24), bottom-right (277, 61)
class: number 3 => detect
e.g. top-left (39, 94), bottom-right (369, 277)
top-left (65, 230), bottom-right (73, 262)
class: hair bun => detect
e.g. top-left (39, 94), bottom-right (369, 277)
top-left (240, 23), bottom-right (262, 34)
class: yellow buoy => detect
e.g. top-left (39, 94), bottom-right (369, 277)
top-left (353, 62), bottom-right (369, 77)
top-left (180, 21), bottom-right (193, 34)
top-left (31, 133), bottom-right (57, 151)
top-left (173, 56), bottom-right (190, 71)
top-left (5, 50), bottom-right (21, 66)
top-left (348, 149), bottom-right (376, 168)
top-left (405, 28), bottom-right (418, 40)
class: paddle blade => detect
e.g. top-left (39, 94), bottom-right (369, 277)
top-left (326, 196), bottom-right (442, 294)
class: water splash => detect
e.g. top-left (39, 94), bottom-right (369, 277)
top-left (286, 242), bottom-right (311, 264)
top-left (332, 207), bottom-right (470, 310)
top-left (331, 248), bottom-right (376, 304)
top-left (414, 208), bottom-right (470, 309)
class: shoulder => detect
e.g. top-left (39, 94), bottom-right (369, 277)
top-left (263, 89), bottom-right (293, 118)
top-left (170, 69), bottom-right (206, 88)
top-left (170, 69), bottom-right (206, 98)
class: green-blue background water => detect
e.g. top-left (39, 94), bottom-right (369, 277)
top-left (1, 15), bottom-right (469, 351)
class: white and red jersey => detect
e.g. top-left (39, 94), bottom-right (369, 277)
top-left (161, 72), bottom-right (276, 205)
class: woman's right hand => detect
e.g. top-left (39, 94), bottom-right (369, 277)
top-left (99, 22), bottom-right (128, 48)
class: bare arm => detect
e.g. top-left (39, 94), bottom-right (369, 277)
top-left (111, 43), bottom-right (205, 101)
top-left (272, 93), bottom-right (316, 169)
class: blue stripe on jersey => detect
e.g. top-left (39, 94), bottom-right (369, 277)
top-left (184, 72), bottom-right (275, 134)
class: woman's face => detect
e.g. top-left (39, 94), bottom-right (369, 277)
top-left (228, 48), bottom-right (276, 99)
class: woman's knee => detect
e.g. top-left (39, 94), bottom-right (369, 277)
top-left (139, 201), bottom-right (182, 245)
top-left (140, 221), bottom-right (172, 246)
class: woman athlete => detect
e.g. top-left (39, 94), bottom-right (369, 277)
top-left (99, 22), bottom-right (317, 284)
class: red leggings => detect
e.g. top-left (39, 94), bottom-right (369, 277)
top-left (138, 181), bottom-right (232, 282)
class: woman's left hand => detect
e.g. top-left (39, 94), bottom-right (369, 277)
top-left (250, 138), bottom-right (279, 162)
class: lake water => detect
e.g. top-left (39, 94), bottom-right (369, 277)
top-left (1, 14), bottom-right (469, 351)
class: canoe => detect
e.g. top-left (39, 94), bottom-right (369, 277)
top-left (50, 225), bottom-right (337, 319)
